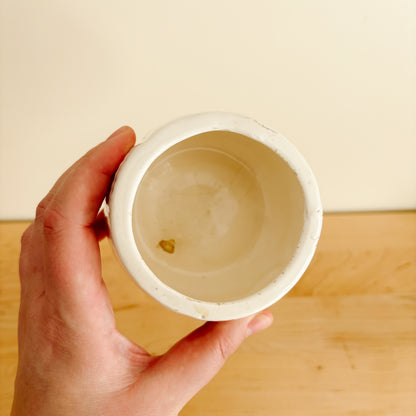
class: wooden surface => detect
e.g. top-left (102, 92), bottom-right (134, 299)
top-left (1, 212), bottom-right (415, 415)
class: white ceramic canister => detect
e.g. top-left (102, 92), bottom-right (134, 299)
top-left (107, 112), bottom-right (322, 321)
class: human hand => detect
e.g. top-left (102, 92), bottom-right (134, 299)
top-left (11, 126), bottom-right (273, 416)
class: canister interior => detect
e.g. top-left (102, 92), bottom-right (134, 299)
top-left (132, 131), bottom-right (305, 302)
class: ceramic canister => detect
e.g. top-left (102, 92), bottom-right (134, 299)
top-left (106, 112), bottom-right (322, 321)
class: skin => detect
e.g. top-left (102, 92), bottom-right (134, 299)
top-left (11, 126), bottom-right (273, 416)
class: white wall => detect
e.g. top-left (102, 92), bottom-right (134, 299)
top-left (1, 0), bottom-right (415, 219)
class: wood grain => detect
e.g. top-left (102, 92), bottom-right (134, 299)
top-left (0, 212), bottom-right (415, 415)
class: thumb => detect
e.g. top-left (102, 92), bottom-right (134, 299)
top-left (143, 310), bottom-right (273, 413)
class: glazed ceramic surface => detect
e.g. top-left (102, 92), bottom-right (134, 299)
top-left (107, 112), bottom-right (322, 320)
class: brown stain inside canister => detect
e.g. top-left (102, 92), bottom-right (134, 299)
top-left (158, 239), bottom-right (176, 254)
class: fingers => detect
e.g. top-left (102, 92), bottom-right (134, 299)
top-left (38, 127), bottom-right (135, 302)
top-left (41, 126), bottom-right (135, 231)
top-left (141, 311), bottom-right (273, 414)
top-left (93, 210), bottom-right (110, 241)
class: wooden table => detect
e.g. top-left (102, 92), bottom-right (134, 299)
top-left (1, 212), bottom-right (415, 415)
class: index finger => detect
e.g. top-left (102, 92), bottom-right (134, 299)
top-left (41, 126), bottom-right (136, 230)
top-left (38, 126), bottom-right (136, 302)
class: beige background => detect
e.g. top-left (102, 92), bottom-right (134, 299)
top-left (1, 0), bottom-right (415, 219)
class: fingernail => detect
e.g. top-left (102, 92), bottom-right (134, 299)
top-left (107, 126), bottom-right (130, 142)
top-left (246, 311), bottom-right (273, 337)
top-left (106, 126), bottom-right (135, 153)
